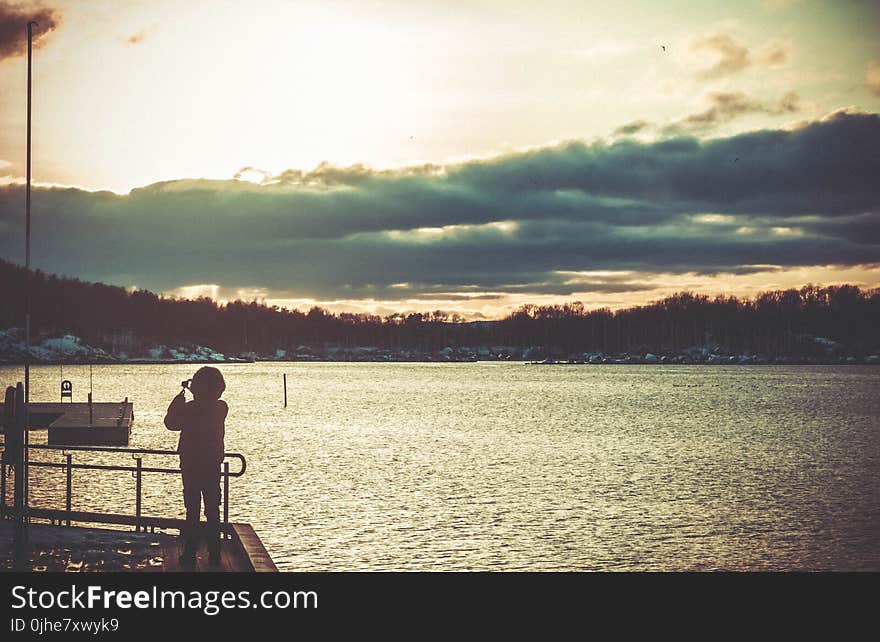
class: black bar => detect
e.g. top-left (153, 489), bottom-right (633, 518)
top-left (23, 506), bottom-right (236, 533)
top-left (27, 444), bottom-right (247, 476)
top-left (23, 19), bottom-right (34, 532)
top-left (13, 384), bottom-right (25, 520)
top-left (12, 382), bottom-right (27, 569)
top-left (27, 460), bottom-right (245, 477)
top-left (29, 444), bottom-right (182, 455)
top-left (223, 460), bottom-right (230, 532)
top-left (135, 457), bottom-right (142, 533)
top-left (65, 453), bottom-right (72, 526)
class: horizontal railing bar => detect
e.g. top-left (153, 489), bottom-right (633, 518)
top-left (28, 461), bottom-right (244, 477)
top-left (1, 443), bottom-right (246, 529)
top-left (30, 444), bottom-right (203, 456)
top-left (23, 445), bottom-right (246, 477)
top-left (26, 507), bottom-right (234, 534)
top-left (29, 444), bottom-right (179, 455)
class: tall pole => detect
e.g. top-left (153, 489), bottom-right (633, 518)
top-left (14, 20), bottom-right (36, 570)
top-left (24, 19), bottom-right (36, 521)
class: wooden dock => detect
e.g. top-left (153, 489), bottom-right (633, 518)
top-left (0, 521), bottom-right (278, 572)
top-left (162, 524), bottom-right (278, 572)
top-left (0, 401), bottom-right (133, 446)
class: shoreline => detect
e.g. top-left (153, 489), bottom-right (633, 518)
top-left (1, 358), bottom-right (879, 366)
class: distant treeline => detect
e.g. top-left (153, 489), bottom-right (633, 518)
top-left (1, 259), bottom-right (878, 357)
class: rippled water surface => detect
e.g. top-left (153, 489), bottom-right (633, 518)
top-left (2, 363), bottom-right (879, 571)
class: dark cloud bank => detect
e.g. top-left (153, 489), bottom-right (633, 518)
top-left (1, 112), bottom-right (878, 301)
top-left (0, 2), bottom-right (60, 61)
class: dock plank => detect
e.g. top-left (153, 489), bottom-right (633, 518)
top-left (231, 523), bottom-right (279, 572)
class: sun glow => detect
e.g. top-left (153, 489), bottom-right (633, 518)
top-left (3, 1), bottom-right (418, 192)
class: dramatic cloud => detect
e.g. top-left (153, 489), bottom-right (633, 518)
top-left (692, 34), bottom-right (790, 79)
top-left (0, 112), bottom-right (878, 302)
top-left (0, 2), bottom-right (60, 61)
top-left (670, 91), bottom-right (801, 132)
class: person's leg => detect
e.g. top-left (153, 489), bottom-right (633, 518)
top-left (181, 467), bottom-right (202, 564)
top-left (202, 469), bottom-right (222, 563)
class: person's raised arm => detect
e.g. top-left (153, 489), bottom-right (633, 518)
top-left (164, 390), bottom-right (186, 431)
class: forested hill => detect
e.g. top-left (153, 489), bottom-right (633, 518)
top-left (1, 258), bottom-right (878, 360)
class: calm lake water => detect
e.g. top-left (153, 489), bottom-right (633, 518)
top-left (2, 363), bottom-right (879, 571)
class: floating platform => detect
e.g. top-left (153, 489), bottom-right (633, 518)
top-left (0, 401), bottom-right (133, 446)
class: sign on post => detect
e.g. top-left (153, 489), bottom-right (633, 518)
top-left (61, 380), bottom-right (73, 402)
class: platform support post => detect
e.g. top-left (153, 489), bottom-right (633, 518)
top-left (65, 453), bottom-right (72, 526)
top-left (135, 457), bottom-right (143, 532)
top-left (223, 461), bottom-right (230, 537)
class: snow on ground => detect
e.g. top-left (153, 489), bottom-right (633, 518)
top-left (0, 328), bottom-right (226, 363)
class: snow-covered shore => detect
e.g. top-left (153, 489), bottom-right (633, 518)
top-left (1, 327), bottom-right (877, 365)
top-left (0, 328), bottom-right (245, 365)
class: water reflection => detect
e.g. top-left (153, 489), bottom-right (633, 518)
top-left (2, 363), bottom-right (878, 571)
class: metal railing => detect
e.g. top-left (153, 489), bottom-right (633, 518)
top-left (1, 444), bottom-right (246, 535)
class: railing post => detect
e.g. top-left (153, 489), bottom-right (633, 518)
top-left (13, 446), bottom-right (245, 533)
top-left (65, 453), bottom-right (72, 526)
top-left (1, 456), bottom-right (6, 518)
top-left (223, 460), bottom-right (230, 536)
top-left (135, 457), bottom-right (142, 533)
top-left (11, 383), bottom-right (27, 568)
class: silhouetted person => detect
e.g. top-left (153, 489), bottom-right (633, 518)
top-left (164, 366), bottom-right (228, 568)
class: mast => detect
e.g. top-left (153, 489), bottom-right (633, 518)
top-left (23, 18), bottom-right (36, 527)
top-left (13, 20), bottom-right (37, 570)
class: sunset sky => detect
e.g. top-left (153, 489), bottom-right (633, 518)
top-left (1, 0), bottom-right (879, 318)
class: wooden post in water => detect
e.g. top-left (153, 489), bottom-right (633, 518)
top-left (88, 392), bottom-right (93, 425)
top-left (283, 373), bottom-right (288, 408)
